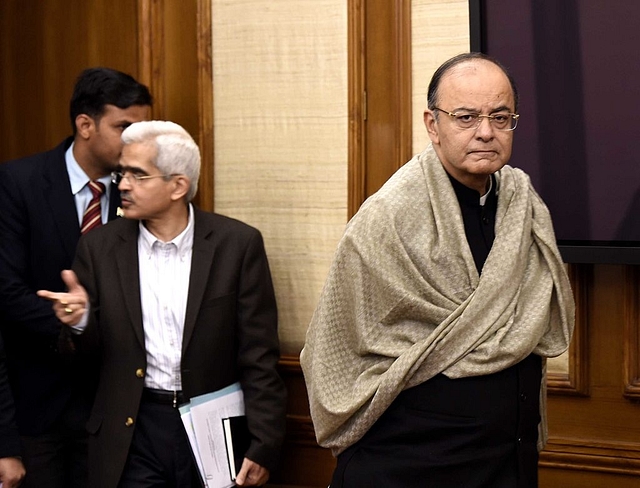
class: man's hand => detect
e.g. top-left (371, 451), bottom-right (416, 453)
top-left (0, 457), bottom-right (25, 487)
top-left (37, 270), bottom-right (88, 327)
top-left (235, 458), bottom-right (269, 486)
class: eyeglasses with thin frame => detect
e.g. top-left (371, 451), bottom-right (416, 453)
top-left (432, 107), bottom-right (519, 131)
top-left (111, 171), bottom-right (181, 185)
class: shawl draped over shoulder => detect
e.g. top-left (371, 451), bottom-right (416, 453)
top-left (300, 144), bottom-right (575, 455)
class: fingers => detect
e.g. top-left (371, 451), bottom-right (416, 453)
top-left (235, 463), bottom-right (248, 485)
top-left (35, 291), bottom-right (86, 325)
top-left (61, 269), bottom-right (82, 292)
top-left (0, 457), bottom-right (26, 488)
top-left (58, 300), bottom-right (82, 316)
top-left (36, 269), bottom-right (89, 327)
top-left (45, 296), bottom-right (87, 326)
top-left (37, 270), bottom-right (87, 299)
top-left (235, 459), bottom-right (269, 486)
top-left (36, 290), bottom-right (70, 303)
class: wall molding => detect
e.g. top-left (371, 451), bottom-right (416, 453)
top-left (541, 437), bottom-right (640, 476)
top-left (547, 264), bottom-right (590, 396)
top-left (137, 0), bottom-right (165, 120)
top-left (348, 0), bottom-right (365, 219)
top-left (138, 0), bottom-right (214, 212)
top-left (278, 354), bottom-right (316, 446)
top-left (196, 0), bottom-right (214, 211)
top-left (623, 266), bottom-right (640, 401)
top-left (349, 0), bottom-right (413, 215)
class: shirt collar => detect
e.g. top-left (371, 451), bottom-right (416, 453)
top-left (447, 172), bottom-right (496, 208)
top-left (138, 204), bottom-right (195, 260)
top-left (65, 142), bottom-right (112, 194)
top-left (479, 176), bottom-right (493, 206)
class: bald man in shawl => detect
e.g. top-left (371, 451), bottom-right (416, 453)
top-left (301, 53), bottom-right (575, 488)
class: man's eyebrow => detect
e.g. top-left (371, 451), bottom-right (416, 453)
top-left (490, 105), bottom-right (514, 113)
top-left (448, 106), bottom-right (483, 114)
top-left (451, 105), bottom-right (513, 114)
top-left (119, 165), bottom-right (148, 175)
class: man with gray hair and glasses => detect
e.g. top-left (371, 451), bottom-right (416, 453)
top-left (38, 120), bottom-right (286, 487)
top-left (301, 52), bottom-right (575, 487)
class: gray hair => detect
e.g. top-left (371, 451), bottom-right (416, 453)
top-left (121, 120), bottom-right (200, 201)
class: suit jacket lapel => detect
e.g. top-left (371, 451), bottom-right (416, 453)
top-left (43, 139), bottom-right (81, 261)
top-left (115, 220), bottom-right (145, 350)
top-left (182, 209), bottom-right (215, 355)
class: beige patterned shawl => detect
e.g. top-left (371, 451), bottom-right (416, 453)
top-left (300, 144), bottom-right (575, 455)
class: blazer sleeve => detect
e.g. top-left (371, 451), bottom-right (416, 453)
top-left (0, 334), bottom-right (21, 458)
top-left (235, 230), bottom-right (287, 472)
top-left (70, 234), bottom-right (102, 355)
top-left (0, 164), bottom-right (63, 341)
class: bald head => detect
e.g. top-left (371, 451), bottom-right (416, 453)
top-left (427, 53), bottom-right (518, 113)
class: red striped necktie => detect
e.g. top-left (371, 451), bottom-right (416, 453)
top-left (80, 181), bottom-right (106, 234)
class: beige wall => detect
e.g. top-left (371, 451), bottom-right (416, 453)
top-left (211, 0), bottom-right (348, 354)
top-left (211, 0), bottom-right (474, 355)
top-left (411, 0), bottom-right (470, 153)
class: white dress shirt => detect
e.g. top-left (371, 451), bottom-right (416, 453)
top-left (65, 142), bottom-right (111, 225)
top-left (138, 204), bottom-right (194, 391)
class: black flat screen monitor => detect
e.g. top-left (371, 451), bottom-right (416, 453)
top-left (469, 0), bottom-right (640, 263)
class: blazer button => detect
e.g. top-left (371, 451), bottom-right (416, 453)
top-left (125, 417), bottom-right (134, 427)
top-left (135, 368), bottom-right (145, 378)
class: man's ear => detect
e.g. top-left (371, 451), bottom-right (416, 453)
top-left (75, 114), bottom-right (96, 140)
top-left (424, 110), bottom-right (440, 144)
top-left (170, 176), bottom-right (191, 202)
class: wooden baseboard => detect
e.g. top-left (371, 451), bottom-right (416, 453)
top-left (541, 437), bottom-right (640, 476)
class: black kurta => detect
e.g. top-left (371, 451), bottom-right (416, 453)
top-left (330, 174), bottom-right (542, 488)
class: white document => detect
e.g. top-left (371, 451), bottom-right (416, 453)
top-left (180, 382), bottom-right (245, 488)
top-left (178, 405), bottom-right (206, 482)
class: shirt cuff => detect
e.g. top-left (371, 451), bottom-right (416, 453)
top-left (69, 306), bottom-right (90, 334)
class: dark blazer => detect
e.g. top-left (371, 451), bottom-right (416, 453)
top-left (0, 333), bottom-right (20, 458)
top-left (73, 208), bottom-right (287, 488)
top-left (0, 138), bottom-right (121, 435)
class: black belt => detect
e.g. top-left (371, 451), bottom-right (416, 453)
top-left (142, 388), bottom-right (186, 408)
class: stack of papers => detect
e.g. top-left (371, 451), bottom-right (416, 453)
top-left (179, 382), bottom-right (247, 488)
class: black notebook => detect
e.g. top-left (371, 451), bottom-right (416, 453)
top-left (221, 415), bottom-right (251, 480)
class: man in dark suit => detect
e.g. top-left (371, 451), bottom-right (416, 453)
top-left (38, 120), bottom-right (287, 487)
top-left (0, 67), bottom-right (152, 488)
top-left (0, 332), bottom-right (25, 488)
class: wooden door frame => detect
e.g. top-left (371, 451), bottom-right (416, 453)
top-left (349, 0), bottom-right (413, 217)
top-left (137, 0), bottom-right (214, 212)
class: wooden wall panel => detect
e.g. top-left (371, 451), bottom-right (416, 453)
top-left (624, 266), bottom-right (640, 401)
top-left (160, 1), bottom-right (199, 138)
top-left (269, 356), bottom-right (335, 486)
top-left (0, 0), bottom-right (140, 162)
top-left (541, 264), bottom-right (640, 485)
top-left (137, 0), bottom-right (213, 211)
top-left (547, 265), bottom-right (589, 396)
top-left (0, 0), bottom-right (213, 211)
top-left (540, 468), bottom-right (640, 488)
top-left (348, 0), bottom-right (366, 219)
top-left (362, 0), bottom-right (413, 202)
